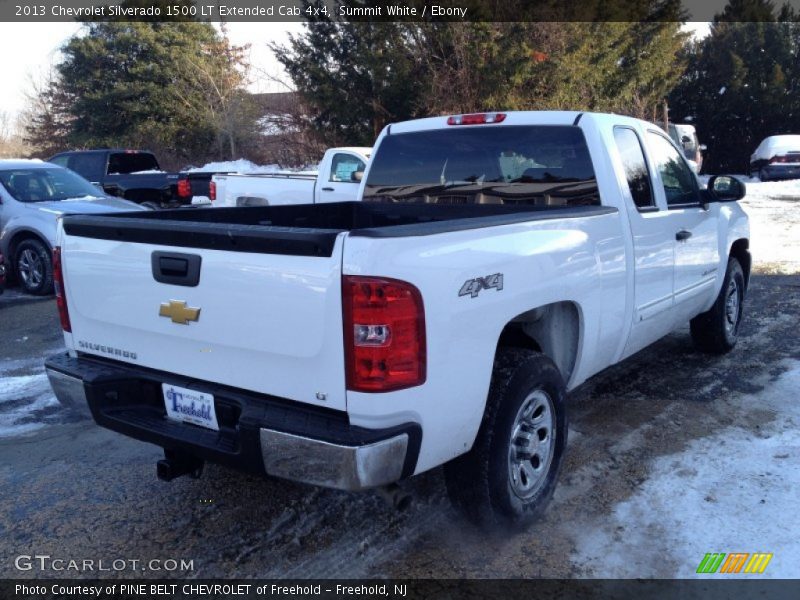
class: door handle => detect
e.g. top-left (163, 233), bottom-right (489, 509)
top-left (152, 251), bottom-right (202, 287)
top-left (675, 230), bottom-right (692, 241)
top-left (321, 187), bottom-right (334, 192)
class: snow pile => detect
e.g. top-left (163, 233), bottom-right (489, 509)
top-left (185, 159), bottom-right (283, 174)
top-left (572, 361), bottom-right (800, 578)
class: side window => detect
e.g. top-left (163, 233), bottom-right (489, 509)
top-left (68, 154), bottom-right (106, 182)
top-left (613, 127), bottom-right (654, 210)
top-left (647, 132), bottom-right (699, 207)
top-left (329, 154), bottom-right (366, 183)
top-left (49, 155), bottom-right (69, 168)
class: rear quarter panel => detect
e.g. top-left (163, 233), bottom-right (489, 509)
top-left (343, 212), bottom-right (627, 474)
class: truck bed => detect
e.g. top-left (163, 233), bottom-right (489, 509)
top-left (62, 202), bottom-right (617, 258)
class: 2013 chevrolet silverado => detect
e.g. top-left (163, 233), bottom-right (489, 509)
top-left (45, 111), bottom-right (750, 526)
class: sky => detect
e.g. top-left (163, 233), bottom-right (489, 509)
top-left (0, 21), bottom-right (710, 127)
top-left (0, 22), bottom-right (304, 123)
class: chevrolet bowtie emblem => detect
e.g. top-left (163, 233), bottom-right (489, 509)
top-left (159, 300), bottom-right (201, 325)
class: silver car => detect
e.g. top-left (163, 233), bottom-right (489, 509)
top-left (0, 159), bottom-right (144, 295)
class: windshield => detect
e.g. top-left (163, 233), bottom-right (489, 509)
top-left (363, 125), bottom-right (599, 207)
top-left (0, 167), bottom-right (103, 203)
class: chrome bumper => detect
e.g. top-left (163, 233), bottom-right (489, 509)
top-left (46, 367), bottom-right (92, 418)
top-left (260, 429), bottom-right (409, 491)
top-left (46, 362), bottom-right (410, 491)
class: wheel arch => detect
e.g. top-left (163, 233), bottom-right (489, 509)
top-left (8, 229), bottom-right (52, 263)
top-left (729, 238), bottom-right (751, 290)
top-left (494, 301), bottom-right (582, 385)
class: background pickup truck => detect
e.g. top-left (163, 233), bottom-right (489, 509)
top-left (209, 147), bottom-right (371, 207)
top-left (48, 149), bottom-right (194, 209)
top-left (45, 111), bottom-right (750, 527)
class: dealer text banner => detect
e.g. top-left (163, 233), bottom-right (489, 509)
top-left (3, 0), bottom-right (800, 22)
top-left (5, 580), bottom-right (800, 600)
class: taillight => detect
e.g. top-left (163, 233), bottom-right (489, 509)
top-left (53, 247), bottom-right (71, 332)
top-left (177, 178), bottom-right (192, 198)
top-left (769, 155), bottom-right (791, 163)
top-left (209, 180), bottom-right (216, 202)
top-left (343, 276), bottom-right (426, 392)
top-left (447, 113), bottom-right (506, 126)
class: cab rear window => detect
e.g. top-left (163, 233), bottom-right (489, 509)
top-left (107, 153), bottom-right (160, 174)
top-left (363, 125), bottom-right (599, 207)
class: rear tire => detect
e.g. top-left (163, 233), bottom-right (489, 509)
top-left (444, 348), bottom-right (567, 528)
top-left (759, 168), bottom-right (770, 182)
top-left (690, 258), bottom-right (745, 354)
top-left (15, 239), bottom-right (53, 296)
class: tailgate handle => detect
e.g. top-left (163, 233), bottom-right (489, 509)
top-left (151, 251), bottom-right (201, 287)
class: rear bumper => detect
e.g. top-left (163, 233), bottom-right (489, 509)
top-left (760, 165), bottom-right (800, 181)
top-left (45, 353), bottom-right (420, 490)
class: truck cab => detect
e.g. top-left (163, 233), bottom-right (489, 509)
top-left (209, 147), bottom-right (371, 207)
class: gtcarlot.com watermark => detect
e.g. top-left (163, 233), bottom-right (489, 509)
top-left (15, 554), bottom-right (194, 573)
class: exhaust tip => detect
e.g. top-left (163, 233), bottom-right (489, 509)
top-left (376, 483), bottom-right (412, 511)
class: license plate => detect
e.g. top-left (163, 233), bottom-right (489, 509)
top-left (162, 384), bottom-right (219, 431)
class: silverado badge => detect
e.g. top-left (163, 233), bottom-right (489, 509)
top-left (159, 300), bottom-right (201, 325)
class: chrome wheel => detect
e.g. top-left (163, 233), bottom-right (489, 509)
top-left (725, 278), bottom-right (740, 335)
top-left (508, 389), bottom-right (556, 499)
top-left (18, 248), bottom-right (44, 288)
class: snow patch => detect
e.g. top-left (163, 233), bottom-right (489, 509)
top-left (0, 370), bottom-right (62, 437)
top-left (0, 373), bottom-right (51, 402)
top-left (571, 362), bottom-right (800, 578)
top-left (697, 176), bottom-right (800, 272)
top-left (740, 179), bottom-right (800, 272)
top-left (0, 390), bottom-right (60, 437)
top-left (185, 160), bottom-right (282, 174)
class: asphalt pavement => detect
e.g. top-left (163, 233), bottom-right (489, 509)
top-left (1, 272), bottom-right (798, 578)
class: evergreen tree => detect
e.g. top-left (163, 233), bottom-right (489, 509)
top-left (275, 8), bottom-right (688, 144)
top-left (669, 0), bottom-right (800, 172)
top-left (272, 19), bottom-right (423, 146)
top-left (25, 2), bottom-right (255, 165)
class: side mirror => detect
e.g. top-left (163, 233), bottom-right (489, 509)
top-left (707, 175), bottom-right (746, 203)
top-left (351, 170), bottom-right (364, 183)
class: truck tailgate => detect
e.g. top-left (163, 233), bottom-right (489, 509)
top-left (59, 219), bottom-right (347, 411)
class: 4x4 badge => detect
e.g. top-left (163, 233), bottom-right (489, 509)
top-left (459, 273), bottom-right (504, 299)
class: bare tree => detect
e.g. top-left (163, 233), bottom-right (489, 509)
top-left (20, 69), bottom-right (73, 158)
top-left (0, 111), bottom-right (31, 158)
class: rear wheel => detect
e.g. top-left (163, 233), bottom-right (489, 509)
top-left (444, 348), bottom-right (567, 527)
top-left (759, 168), bottom-right (770, 182)
top-left (15, 239), bottom-right (53, 296)
top-left (690, 258), bottom-right (745, 354)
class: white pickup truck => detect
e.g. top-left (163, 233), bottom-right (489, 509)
top-left (209, 147), bottom-right (371, 207)
top-left (45, 111), bottom-right (750, 527)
